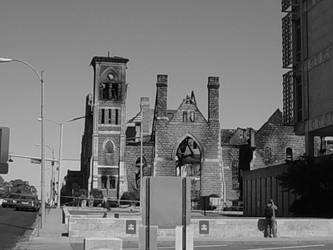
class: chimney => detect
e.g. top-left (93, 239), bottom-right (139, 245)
top-left (140, 97), bottom-right (150, 135)
top-left (156, 75), bottom-right (168, 118)
top-left (249, 128), bottom-right (255, 148)
top-left (207, 76), bottom-right (220, 122)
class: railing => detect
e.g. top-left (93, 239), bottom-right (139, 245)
top-left (59, 195), bottom-right (243, 216)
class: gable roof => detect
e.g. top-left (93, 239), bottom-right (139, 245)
top-left (256, 108), bottom-right (283, 133)
top-left (267, 109), bottom-right (283, 126)
top-left (127, 108), bottom-right (154, 124)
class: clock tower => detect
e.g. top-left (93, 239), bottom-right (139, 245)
top-left (90, 56), bottom-right (129, 198)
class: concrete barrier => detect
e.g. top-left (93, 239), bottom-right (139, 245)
top-left (84, 237), bottom-right (122, 250)
top-left (68, 216), bottom-right (333, 241)
top-left (63, 206), bottom-right (139, 225)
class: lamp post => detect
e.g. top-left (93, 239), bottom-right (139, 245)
top-left (42, 116), bottom-right (85, 208)
top-left (140, 103), bottom-right (143, 214)
top-left (35, 144), bottom-right (55, 206)
top-left (0, 57), bottom-right (46, 228)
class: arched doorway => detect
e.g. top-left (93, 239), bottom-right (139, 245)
top-left (175, 136), bottom-right (202, 201)
top-left (135, 157), bottom-right (148, 189)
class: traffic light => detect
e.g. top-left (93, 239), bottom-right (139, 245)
top-left (0, 127), bottom-right (10, 174)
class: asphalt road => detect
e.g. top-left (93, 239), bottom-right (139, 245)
top-left (120, 240), bottom-right (333, 250)
top-left (0, 207), bottom-right (37, 250)
top-left (69, 240), bottom-right (333, 250)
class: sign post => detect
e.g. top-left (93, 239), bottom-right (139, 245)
top-left (140, 176), bottom-right (192, 250)
top-left (199, 220), bottom-right (210, 234)
top-left (126, 220), bottom-right (137, 234)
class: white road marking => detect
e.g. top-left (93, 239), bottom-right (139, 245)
top-left (126, 244), bottom-right (228, 250)
top-left (246, 244), bottom-right (326, 250)
top-left (126, 243), bottom-right (325, 250)
top-left (194, 245), bottom-right (229, 248)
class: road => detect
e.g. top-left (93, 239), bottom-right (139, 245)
top-left (121, 240), bottom-right (333, 250)
top-left (70, 239), bottom-right (333, 250)
top-left (0, 207), bottom-right (37, 250)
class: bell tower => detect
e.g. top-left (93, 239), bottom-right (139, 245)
top-left (90, 56), bottom-right (129, 198)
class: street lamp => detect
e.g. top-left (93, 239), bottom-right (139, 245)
top-left (40, 116), bottom-right (85, 208)
top-left (0, 57), bottom-right (46, 228)
top-left (140, 103), bottom-right (143, 214)
top-left (35, 144), bottom-right (55, 206)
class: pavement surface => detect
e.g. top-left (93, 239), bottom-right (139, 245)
top-left (12, 207), bottom-right (333, 250)
top-left (14, 207), bottom-right (72, 250)
top-left (0, 207), bottom-right (36, 250)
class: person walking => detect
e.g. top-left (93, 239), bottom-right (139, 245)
top-left (264, 199), bottom-right (278, 237)
top-left (102, 197), bottom-right (111, 217)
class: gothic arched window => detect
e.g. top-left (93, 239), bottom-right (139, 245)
top-left (104, 141), bottom-right (114, 165)
top-left (135, 157), bottom-right (147, 189)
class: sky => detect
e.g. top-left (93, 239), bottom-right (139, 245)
top-left (0, 0), bottom-right (284, 197)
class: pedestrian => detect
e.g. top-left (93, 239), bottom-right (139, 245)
top-left (102, 197), bottom-right (110, 217)
top-left (264, 199), bottom-right (278, 238)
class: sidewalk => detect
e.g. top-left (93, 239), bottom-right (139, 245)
top-left (14, 208), bottom-right (73, 250)
top-left (13, 208), bottom-right (333, 250)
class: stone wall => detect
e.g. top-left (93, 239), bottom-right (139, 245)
top-left (154, 111), bottom-right (221, 196)
top-left (125, 143), bottom-right (154, 192)
top-left (222, 146), bottom-right (240, 202)
top-left (68, 216), bottom-right (333, 241)
top-left (154, 76), bottom-right (221, 197)
top-left (253, 110), bottom-right (305, 170)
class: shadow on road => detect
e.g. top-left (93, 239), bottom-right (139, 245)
top-left (0, 222), bottom-right (34, 230)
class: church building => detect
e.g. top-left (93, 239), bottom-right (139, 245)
top-left (61, 55), bottom-right (306, 207)
top-left (79, 55), bottom-right (224, 202)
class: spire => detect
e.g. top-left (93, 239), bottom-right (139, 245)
top-left (190, 91), bottom-right (196, 105)
top-left (184, 91), bottom-right (196, 105)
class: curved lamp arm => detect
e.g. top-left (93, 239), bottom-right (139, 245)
top-left (0, 57), bottom-right (42, 82)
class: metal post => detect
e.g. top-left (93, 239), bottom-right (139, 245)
top-left (40, 70), bottom-right (46, 228)
top-left (140, 104), bottom-right (143, 214)
top-left (50, 148), bottom-right (55, 206)
top-left (57, 123), bottom-right (63, 208)
top-left (88, 157), bottom-right (92, 198)
top-left (0, 58), bottom-right (46, 227)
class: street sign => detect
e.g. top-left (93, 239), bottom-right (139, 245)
top-left (31, 158), bottom-right (41, 164)
top-left (126, 220), bottom-right (136, 234)
top-left (0, 127), bottom-right (10, 173)
top-left (0, 163), bottom-right (8, 174)
top-left (199, 220), bottom-right (209, 234)
top-left (142, 176), bottom-right (191, 228)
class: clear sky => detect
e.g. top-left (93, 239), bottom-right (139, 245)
top-left (0, 0), bottom-right (283, 196)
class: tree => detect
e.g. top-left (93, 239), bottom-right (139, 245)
top-left (278, 157), bottom-right (333, 217)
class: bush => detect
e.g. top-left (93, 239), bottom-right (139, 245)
top-left (120, 191), bottom-right (139, 206)
top-left (90, 188), bottom-right (103, 207)
top-left (278, 157), bottom-right (333, 217)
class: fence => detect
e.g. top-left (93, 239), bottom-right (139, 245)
top-left (242, 163), bottom-right (296, 217)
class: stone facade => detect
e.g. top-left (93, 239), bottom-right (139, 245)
top-left (125, 75), bottom-right (223, 199)
top-left (68, 56), bottom-right (307, 207)
top-left (252, 109), bottom-right (305, 170)
top-left (152, 75), bottom-right (222, 197)
top-left (220, 110), bottom-right (306, 204)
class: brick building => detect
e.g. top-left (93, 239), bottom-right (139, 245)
top-left (124, 75), bottom-right (223, 200)
top-left (220, 109), bottom-right (306, 204)
top-left (252, 109), bottom-right (305, 170)
top-left (75, 56), bottom-right (224, 202)
top-left (64, 56), bottom-right (307, 207)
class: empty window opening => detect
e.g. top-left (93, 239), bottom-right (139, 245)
top-left (286, 147), bottom-right (293, 161)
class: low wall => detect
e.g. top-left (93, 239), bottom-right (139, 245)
top-left (68, 216), bottom-right (333, 241)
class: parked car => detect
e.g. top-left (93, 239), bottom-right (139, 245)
top-left (2, 193), bottom-right (21, 208)
top-left (16, 194), bottom-right (40, 212)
